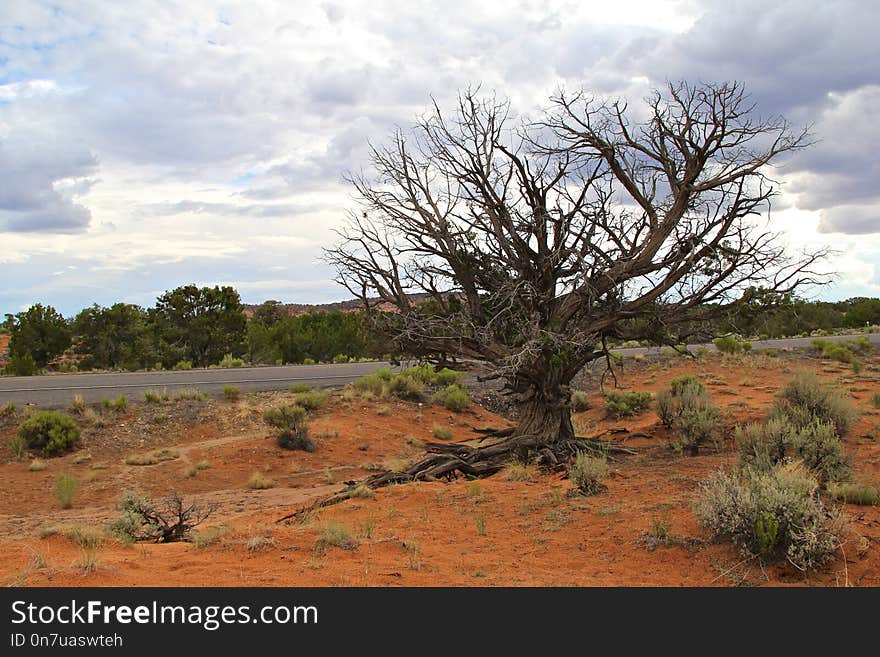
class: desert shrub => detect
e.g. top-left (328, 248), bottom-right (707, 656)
top-left (17, 411), bottom-right (80, 456)
top-left (143, 389), bottom-right (169, 403)
top-left (223, 385), bottom-right (241, 401)
top-left (431, 425), bottom-right (453, 440)
top-left (8, 434), bottom-right (25, 460)
top-left (172, 360), bottom-right (193, 371)
top-left (170, 388), bottom-right (207, 401)
top-left (288, 382), bottom-right (312, 393)
top-left (29, 458), bottom-right (47, 471)
top-left (108, 491), bottom-right (217, 543)
top-left (276, 430), bottom-right (316, 451)
top-left (569, 452), bottom-right (607, 496)
top-left (246, 471), bottom-right (275, 489)
top-left (263, 404), bottom-right (307, 431)
top-left (503, 463), bottom-right (533, 481)
top-left (218, 353), bottom-right (244, 368)
top-left (317, 522), bottom-right (358, 550)
top-left (332, 353), bottom-right (349, 363)
top-left (1, 402), bottom-right (16, 419)
top-left (291, 389), bottom-right (328, 410)
top-left (434, 368), bottom-right (461, 386)
top-left (54, 473), bottom-right (78, 509)
top-left (773, 371), bottom-right (857, 436)
top-left (669, 375), bottom-right (705, 396)
top-left (871, 393), bottom-right (880, 409)
top-left (695, 462), bottom-right (844, 571)
top-left (828, 481), bottom-right (880, 506)
top-left (570, 389), bottom-right (591, 412)
top-left (736, 416), bottom-right (850, 484)
top-left (713, 334), bottom-right (751, 353)
top-left (603, 391), bottom-right (652, 419)
top-left (69, 394), bottom-right (86, 415)
top-left (656, 379), bottom-right (722, 454)
top-left (184, 461), bottom-right (211, 477)
top-left (387, 375), bottom-right (424, 400)
top-left (101, 395), bottom-right (127, 412)
top-left (432, 384), bottom-right (470, 412)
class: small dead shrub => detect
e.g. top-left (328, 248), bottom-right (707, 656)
top-left (568, 452), bottom-right (607, 496)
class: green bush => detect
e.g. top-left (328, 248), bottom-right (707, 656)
top-left (736, 416), bottom-right (851, 484)
top-left (218, 353), bottom-right (244, 368)
top-left (656, 378), bottom-right (722, 454)
top-left (828, 481), bottom-right (880, 506)
top-left (694, 462), bottom-right (844, 571)
top-left (144, 389), bottom-right (169, 403)
top-left (570, 390), bottom-right (591, 412)
top-left (713, 334), bottom-right (751, 353)
top-left (288, 383), bottom-right (312, 393)
top-left (290, 390), bottom-right (328, 410)
top-left (54, 473), bottom-right (78, 509)
top-left (17, 411), bottom-right (81, 456)
top-left (569, 453), bottom-right (608, 495)
top-left (263, 404), bottom-right (307, 431)
top-left (432, 384), bottom-right (470, 412)
top-left (223, 385), bottom-right (241, 401)
top-left (5, 351), bottom-right (39, 376)
top-left (871, 393), bottom-right (880, 409)
top-left (332, 354), bottom-right (349, 364)
top-left (1, 402), bottom-right (16, 419)
top-left (101, 395), bottom-right (127, 412)
top-left (172, 360), bottom-right (193, 371)
top-left (603, 391), bottom-right (652, 419)
top-left (430, 425), bottom-right (453, 440)
top-left (772, 371), bottom-right (857, 436)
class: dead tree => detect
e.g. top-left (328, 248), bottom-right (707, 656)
top-left (323, 81), bottom-right (826, 485)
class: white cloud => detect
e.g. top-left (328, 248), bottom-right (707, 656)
top-left (1, 0), bottom-right (879, 314)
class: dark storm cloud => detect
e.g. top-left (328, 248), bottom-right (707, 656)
top-left (0, 134), bottom-right (98, 233)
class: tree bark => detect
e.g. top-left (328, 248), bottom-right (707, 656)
top-left (516, 397), bottom-right (575, 443)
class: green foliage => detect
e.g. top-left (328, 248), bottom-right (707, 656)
top-left (352, 365), bottom-right (459, 402)
top-left (170, 388), bottom-right (207, 401)
top-left (603, 391), bottom-right (652, 418)
top-left (871, 392), bottom-right (880, 409)
top-left (264, 404), bottom-right (314, 450)
top-left (7, 303), bottom-right (71, 368)
top-left (290, 389), bottom-right (329, 410)
top-left (54, 473), bottom-right (78, 509)
top-left (736, 415), bottom-right (851, 485)
top-left (17, 411), bottom-right (81, 456)
top-left (73, 303), bottom-right (154, 370)
top-left (143, 389), bottom-right (169, 403)
top-left (569, 452), bottom-right (608, 495)
top-left (101, 395), bottom-right (127, 412)
top-left (431, 425), bottom-right (453, 440)
top-left (288, 383), bottom-right (313, 393)
top-left (773, 371), bottom-right (857, 436)
top-left (712, 334), bottom-right (751, 353)
top-left (223, 385), bottom-right (241, 401)
top-left (172, 360), bottom-right (193, 371)
top-left (570, 389), bottom-right (591, 412)
top-left (4, 351), bottom-right (39, 376)
top-left (431, 384), bottom-right (470, 411)
top-left (0, 402), bottom-right (16, 419)
top-left (217, 353), bottom-right (245, 368)
top-left (8, 434), bottom-right (25, 460)
top-left (258, 310), bottom-right (371, 365)
top-left (694, 462), bottom-right (843, 571)
top-left (657, 377), bottom-right (722, 454)
top-left (152, 285), bottom-right (246, 368)
top-left (317, 522), bottom-right (358, 550)
top-left (828, 481), bottom-right (880, 505)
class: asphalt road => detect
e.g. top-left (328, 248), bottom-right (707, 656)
top-left (1, 332), bottom-right (878, 408)
top-left (0, 361), bottom-right (392, 408)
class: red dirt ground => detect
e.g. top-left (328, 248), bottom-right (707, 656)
top-left (1, 352), bottom-right (878, 587)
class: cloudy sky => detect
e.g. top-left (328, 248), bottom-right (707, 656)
top-left (1, 0), bottom-right (879, 316)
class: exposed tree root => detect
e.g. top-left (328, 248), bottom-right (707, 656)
top-left (277, 427), bottom-right (637, 523)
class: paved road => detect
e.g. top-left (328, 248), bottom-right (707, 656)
top-left (611, 332), bottom-right (880, 357)
top-left (0, 361), bottom-right (391, 408)
top-left (1, 332), bottom-right (877, 408)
